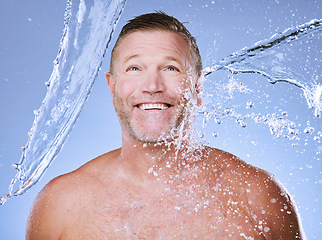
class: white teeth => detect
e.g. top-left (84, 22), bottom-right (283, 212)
top-left (138, 103), bottom-right (169, 110)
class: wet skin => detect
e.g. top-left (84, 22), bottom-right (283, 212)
top-left (26, 148), bottom-right (304, 239)
top-left (26, 31), bottom-right (305, 239)
top-left (106, 30), bottom-right (199, 143)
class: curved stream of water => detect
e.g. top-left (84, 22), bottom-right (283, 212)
top-left (0, 0), bottom-right (127, 205)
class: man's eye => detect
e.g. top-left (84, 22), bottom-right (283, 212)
top-left (128, 66), bottom-right (140, 71)
top-left (166, 66), bottom-right (178, 71)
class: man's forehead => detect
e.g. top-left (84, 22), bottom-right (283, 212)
top-left (116, 30), bottom-right (188, 53)
top-left (121, 29), bottom-right (186, 42)
top-left (115, 30), bottom-right (190, 63)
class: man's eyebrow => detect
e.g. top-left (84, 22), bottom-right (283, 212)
top-left (123, 54), bottom-right (139, 65)
top-left (165, 56), bottom-right (184, 65)
top-left (122, 55), bottom-right (184, 66)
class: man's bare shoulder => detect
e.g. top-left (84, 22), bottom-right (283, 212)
top-left (39, 147), bottom-right (121, 196)
top-left (26, 148), bottom-right (121, 239)
top-left (204, 146), bottom-right (277, 183)
top-left (202, 146), bottom-right (266, 181)
top-left (204, 146), bottom-right (305, 239)
top-left (26, 171), bottom-right (76, 239)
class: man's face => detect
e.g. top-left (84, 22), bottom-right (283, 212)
top-left (106, 30), bottom-right (199, 143)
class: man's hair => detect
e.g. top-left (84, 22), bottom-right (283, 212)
top-left (110, 11), bottom-right (202, 77)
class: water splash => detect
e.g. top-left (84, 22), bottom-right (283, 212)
top-left (201, 19), bottom-right (321, 140)
top-left (1, 7), bottom-right (320, 205)
top-left (204, 19), bottom-right (322, 118)
top-left (0, 0), bottom-right (126, 205)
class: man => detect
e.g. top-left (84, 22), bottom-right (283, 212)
top-left (26, 12), bottom-right (305, 239)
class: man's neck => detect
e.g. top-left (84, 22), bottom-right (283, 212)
top-left (117, 132), bottom-right (203, 185)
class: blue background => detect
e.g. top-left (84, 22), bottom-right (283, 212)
top-left (0, 0), bottom-right (321, 239)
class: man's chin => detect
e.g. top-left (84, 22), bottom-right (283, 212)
top-left (132, 128), bottom-right (179, 144)
top-left (135, 134), bottom-right (174, 144)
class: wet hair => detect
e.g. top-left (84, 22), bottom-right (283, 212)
top-left (110, 11), bottom-right (202, 77)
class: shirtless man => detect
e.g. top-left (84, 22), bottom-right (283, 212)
top-left (26, 12), bottom-right (305, 239)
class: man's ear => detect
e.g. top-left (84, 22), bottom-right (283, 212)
top-left (195, 76), bottom-right (203, 107)
top-left (106, 72), bottom-right (115, 105)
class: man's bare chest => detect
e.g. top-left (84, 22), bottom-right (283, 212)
top-left (60, 194), bottom-right (264, 239)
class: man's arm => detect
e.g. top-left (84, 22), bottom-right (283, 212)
top-left (247, 169), bottom-right (306, 240)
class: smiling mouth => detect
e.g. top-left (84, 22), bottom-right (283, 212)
top-left (136, 103), bottom-right (171, 110)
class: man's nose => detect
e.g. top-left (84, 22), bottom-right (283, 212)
top-left (142, 70), bottom-right (165, 94)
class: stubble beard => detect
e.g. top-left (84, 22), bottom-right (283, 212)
top-left (113, 92), bottom-right (189, 144)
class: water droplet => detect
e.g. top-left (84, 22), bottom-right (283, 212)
top-left (237, 119), bottom-right (247, 128)
top-left (197, 130), bottom-right (205, 138)
top-left (223, 108), bottom-right (231, 116)
top-left (11, 163), bottom-right (20, 170)
top-left (304, 126), bottom-right (315, 134)
top-left (53, 58), bottom-right (59, 65)
top-left (288, 127), bottom-right (296, 135)
top-left (214, 117), bottom-right (221, 124)
top-left (202, 118), bottom-right (207, 128)
top-left (33, 110), bottom-right (39, 116)
top-left (246, 101), bottom-right (254, 109)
